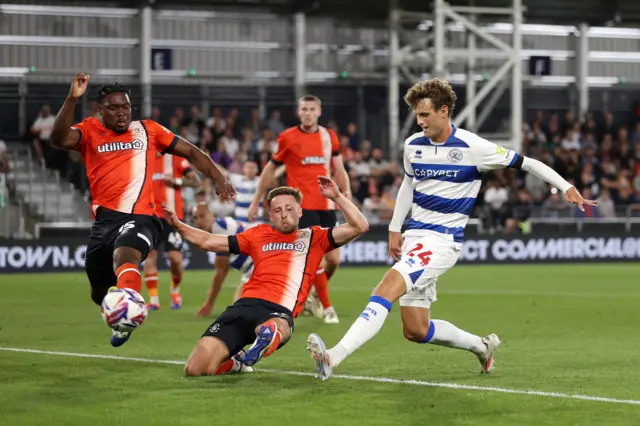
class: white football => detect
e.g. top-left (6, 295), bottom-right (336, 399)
top-left (100, 288), bottom-right (148, 332)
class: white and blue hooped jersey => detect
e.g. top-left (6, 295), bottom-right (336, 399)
top-left (234, 177), bottom-right (262, 229)
top-left (403, 125), bottom-right (520, 242)
top-left (211, 217), bottom-right (255, 274)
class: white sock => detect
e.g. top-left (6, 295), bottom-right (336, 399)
top-left (149, 295), bottom-right (160, 305)
top-left (422, 319), bottom-right (486, 355)
top-left (327, 296), bottom-right (392, 367)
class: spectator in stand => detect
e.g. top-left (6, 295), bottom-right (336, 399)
top-left (30, 105), bottom-right (56, 166)
top-left (348, 151), bottom-right (370, 182)
top-left (597, 188), bottom-right (616, 218)
top-left (248, 108), bottom-right (262, 141)
top-left (220, 127), bottom-right (240, 158)
top-left (267, 108), bottom-right (284, 136)
top-left (339, 135), bottom-right (355, 163)
top-left (346, 122), bottom-right (361, 151)
top-left (255, 128), bottom-right (276, 155)
top-left (206, 107), bottom-right (226, 139)
top-left (210, 139), bottom-right (233, 170)
top-left (483, 177), bottom-right (510, 231)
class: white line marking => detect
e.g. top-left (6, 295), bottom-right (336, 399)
top-left (1, 347), bottom-right (639, 406)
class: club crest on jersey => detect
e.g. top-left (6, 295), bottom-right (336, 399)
top-left (447, 148), bottom-right (463, 163)
top-left (97, 139), bottom-right (144, 153)
top-left (302, 156), bottom-right (328, 165)
top-left (262, 241), bottom-right (306, 252)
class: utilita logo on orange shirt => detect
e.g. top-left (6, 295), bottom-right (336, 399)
top-left (301, 156), bottom-right (328, 165)
top-left (261, 242), bottom-right (306, 252)
top-left (97, 140), bottom-right (144, 153)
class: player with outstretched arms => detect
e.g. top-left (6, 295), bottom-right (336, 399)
top-left (190, 203), bottom-right (254, 317)
top-left (49, 73), bottom-right (235, 347)
top-left (163, 176), bottom-right (368, 376)
top-left (247, 95), bottom-right (350, 324)
top-left (306, 78), bottom-right (596, 380)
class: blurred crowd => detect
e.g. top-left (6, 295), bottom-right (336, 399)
top-left (15, 102), bottom-right (640, 233)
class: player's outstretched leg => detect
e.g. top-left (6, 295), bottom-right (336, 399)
top-left (243, 317), bottom-right (292, 366)
top-left (109, 246), bottom-right (144, 347)
top-left (306, 268), bottom-right (406, 380)
top-left (184, 337), bottom-right (253, 376)
top-left (168, 251), bottom-right (184, 310)
top-left (400, 306), bottom-right (501, 374)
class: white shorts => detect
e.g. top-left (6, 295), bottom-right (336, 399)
top-left (392, 233), bottom-right (461, 309)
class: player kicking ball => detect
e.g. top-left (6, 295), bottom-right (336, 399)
top-left (307, 78), bottom-right (596, 380)
top-left (50, 73), bottom-right (235, 347)
top-left (163, 176), bottom-right (368, 376)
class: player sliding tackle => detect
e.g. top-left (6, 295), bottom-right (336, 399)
top-left (163, 176), bottom-right (368, 376)
top-left (307, 78), bottom-right (596, 380)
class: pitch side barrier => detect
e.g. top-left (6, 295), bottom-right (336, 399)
top-left (2, 225), bottom-right (640, 273)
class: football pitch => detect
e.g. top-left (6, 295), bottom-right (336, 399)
top-left (1, 264), bottom-right (640, 425)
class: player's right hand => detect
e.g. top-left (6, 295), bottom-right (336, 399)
top-left (162, 202), bottom-right (180, 226)
top-left (247, 203), bottom-right (259, 222)
top-left (214, 179), bottom-right (236, 203)
top-left (388, 231), bottom-right (403, 262)
top-left (68, 72), bottom-right (90, 100)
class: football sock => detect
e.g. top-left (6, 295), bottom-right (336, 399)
top-left (215, 358), bottom-right (240, 375)
top-left (420, 319), bottom-right (486, 355)
top-left (262, 320), bottom-right (283, 359)
top-left (145, 272), bottom-right (159, 305)
top-left (313, 271), bottom-right (332, 309)
top-left (171, 274), bottom-right (182, 292)
top-left (116, 263), bottom-right (142, 294)
top-left (327, 296), bottom-right (391, 368)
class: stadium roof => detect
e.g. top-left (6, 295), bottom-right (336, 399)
top-left (5, 0), bottom-right (640, 26)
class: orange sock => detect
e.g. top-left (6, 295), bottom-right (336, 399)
top-left (215, 358), bottom-right (237, 375)
top-left (313, 271), bottom-right (331, 309)
top-left (145, 272), bottom-right (159, 298)
top-left (116, 263), bottom-right (142, 294)
top-left (171, 274), bottom-right (182, 292)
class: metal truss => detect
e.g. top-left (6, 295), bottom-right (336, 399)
top-left (389, 0), bottom-right (524, 154)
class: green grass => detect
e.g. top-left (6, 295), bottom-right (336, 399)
top-left (1, 265), bottom-right (640, 425)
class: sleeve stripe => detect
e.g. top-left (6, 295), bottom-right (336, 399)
top-left (161, 135), bottom-right (178, 155)
top-left (327, 226), bottom-right (343, 249)
top-left (270, 157), bottom-right (284, 166)
top-left (332, 151), bottom-right (341, 157)
top-left (509, 153), bottom-right (522, 169)
top-left (228, 235), bottom-right (240, 254)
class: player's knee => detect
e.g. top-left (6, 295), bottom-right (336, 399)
top-left (183, 361), bottom-right (205, 377)
top-left (113, 246), bottom-right (142, 270)
top-left (402, 325), bottom-right (430, 343)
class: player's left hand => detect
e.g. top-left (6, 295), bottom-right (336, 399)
top-left (317, 175), bottom-right (340, 199)
top-left (162, 203), bottom-right (180, 226)
top-left (162, 174), bottom-right (175, 186)
top-left (215, 179), bottom-right (236, 203)
top-left (565, 187), bottom-right (597, 212)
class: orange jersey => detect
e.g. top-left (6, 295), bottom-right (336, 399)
top-left (152, 154), bottom-right (191, 219)
top-left (271, 126), bottom-right (340, 211)
top-left (229, 224), bottom-right (339, 312)
top-left (72, 118), bottom-right (177, 219)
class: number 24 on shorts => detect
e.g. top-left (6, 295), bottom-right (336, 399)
top-left (406, 243), bottom-right (432, 266)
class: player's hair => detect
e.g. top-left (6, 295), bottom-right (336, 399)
top-left (404, 78), bottom-right (457, 117)
top-left (298, 94), bottom-right (322, 106)
top-left (97, 82), bottom-right (131, 104)
top-left (267, 186), bottom-right (303, 207)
